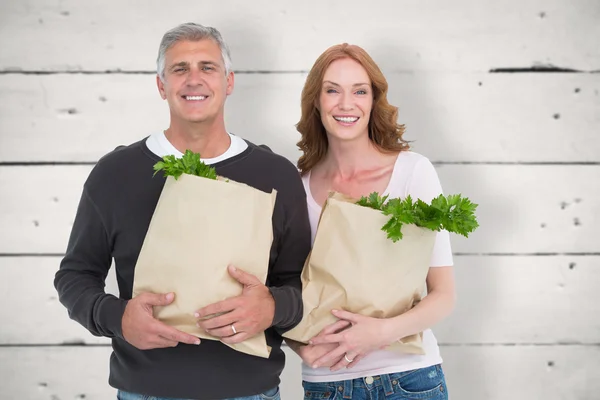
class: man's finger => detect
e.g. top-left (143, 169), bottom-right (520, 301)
top-left (197, 311), bottom-right (239, 331)
top-left (143, 292), bottom-right (175, 307)
top-left (157, 324), bottom-right (200, 345)
top-left (195, 298), bottom-right (238, 319)
top-left (155, 336), bottom-right (180, 348)
top-left (221, 331), bottom-right (250, 345)
top-left (228, 265), bottom-right (260, 287)
top-left (205, 322), bottom-right (240, 339)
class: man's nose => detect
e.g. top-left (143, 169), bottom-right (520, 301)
top-left (186, 68), bottom-right (204, 85)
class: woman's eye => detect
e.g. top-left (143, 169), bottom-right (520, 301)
top-left (326, 89), bottom-right (338, 94)
top-left (356, 90), bottom-right (367, 95)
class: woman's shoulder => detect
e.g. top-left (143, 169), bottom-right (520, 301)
top-left (300, 170), bottom-right (310, 190)
top-left (386, 151), bottom-right (438, 196)
top-left (394, 150), bottom-right (432, 169)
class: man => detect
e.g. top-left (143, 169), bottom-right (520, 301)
top-left (54, 22), bottom-right (311, 399)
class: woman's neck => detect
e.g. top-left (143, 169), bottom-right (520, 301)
top-left (320, 136), bottom-right (386, 179)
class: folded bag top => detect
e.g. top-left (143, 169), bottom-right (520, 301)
top-left (284, 192), bottom-right (437, 355)
top-left (133, 173), bottom-right (277, 358)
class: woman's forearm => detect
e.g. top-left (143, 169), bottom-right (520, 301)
top-left (385, 289), bottom-right (456, 343)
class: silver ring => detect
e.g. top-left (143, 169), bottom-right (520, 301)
top-left (231, 324), bottom-right (237, 334)
top-left (344, 354), bottom-right (354, 363)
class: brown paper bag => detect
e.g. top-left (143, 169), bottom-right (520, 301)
top-left (283, 192), bottom-right (436, 355)
top-left (132, 174), bottom-right (277, 358)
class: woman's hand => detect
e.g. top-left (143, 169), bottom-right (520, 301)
top-left (297, 342), bottom-right (340, 367)
top-left (309, 267), bottom-right (456, 371)
top-left (308, 309), bottom-right (394, 371)
top-left (294, 319), bottom-right (352, 368)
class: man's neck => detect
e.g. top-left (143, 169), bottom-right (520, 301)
top-left (164, 120), bottom-right (231, 158)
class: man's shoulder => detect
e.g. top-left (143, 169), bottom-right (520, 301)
top-left (96, 138), bottom-right (150, 166)
top-left (243, 140), bottom-right (299, 175)
top-left (86, 138), bottom-right (154, 188)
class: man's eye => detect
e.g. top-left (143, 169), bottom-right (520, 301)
top-left (203, 66), bottom-right (214, 71)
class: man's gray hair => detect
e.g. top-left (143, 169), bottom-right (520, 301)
top-left (157, 22), bottom-right (232, 81)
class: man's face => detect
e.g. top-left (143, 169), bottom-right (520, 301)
top-left (157, 39), bottom-right (234, 125)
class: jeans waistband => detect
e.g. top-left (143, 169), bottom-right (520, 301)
top-left (341, 374), bottom-right (395, 398)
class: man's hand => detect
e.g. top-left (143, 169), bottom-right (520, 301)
top-left (122, 292), bottom-right (201, 350)
top-left (195, 265), bottom-right (275, 344)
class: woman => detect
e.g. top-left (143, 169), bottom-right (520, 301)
top-left (286, 43), bottom-right (455, 399)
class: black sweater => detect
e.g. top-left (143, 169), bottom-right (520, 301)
top-left (54, 139), bottom-right (311, 399)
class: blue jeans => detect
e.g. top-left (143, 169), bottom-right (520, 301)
top-left (303, 364), bottom-right (448, 399)
top-left (117, 386), bottom-right (280, 400)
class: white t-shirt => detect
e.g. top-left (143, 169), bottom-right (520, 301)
top-left (301, 151), bottom-right (454, 383)
top-left (145, 131), bottom-right (248, 162)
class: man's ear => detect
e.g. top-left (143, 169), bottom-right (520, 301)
top-left (226, 71), bottom-right (235, 96)
top-left (156, 75), bottom-right (167, 100)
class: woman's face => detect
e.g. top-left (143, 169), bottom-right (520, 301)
top-left (318, 57), bottom-right (373, 143)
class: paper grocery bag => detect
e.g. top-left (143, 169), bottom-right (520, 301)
top-left (284, 192), bottom-right (436, 355)
top-left (132, 174), bottom-right (277, 358)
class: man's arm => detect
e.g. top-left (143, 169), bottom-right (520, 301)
top-left (54, 187), bottom-right (127, 338)
top-left (267, 182), bottom-right (311, 333)
top-left (55, 183), bottom-right (201, 348)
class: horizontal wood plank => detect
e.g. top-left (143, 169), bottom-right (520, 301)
top-left (1, 165), bottom-right (598, 254)
top-left (2, 256), bottom-right (598, 345)
top-left (1, 0), bottom-right (598, 72)
top-left (0, 345), bottom-right (597, 399)
top-left (1, 74), bottom-right (598, 163)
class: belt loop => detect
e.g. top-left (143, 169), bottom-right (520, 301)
top-left (381, 374), bottom-right (394, 396)
top-left (343, 378), bottom-right (353, 399)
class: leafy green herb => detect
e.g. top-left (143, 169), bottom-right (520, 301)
top-left (153, 150), bottom-right (217, 180)
top-left (356, 192), bottom-right (390, 210)
top-left (356, 192), bottom-right (479, 242)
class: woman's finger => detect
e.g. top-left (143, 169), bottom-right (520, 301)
top-left (312, 345), bottom-right (347, 368)
top-left (309, 333), bottom-right (341, 345)
top-left (347, 354), bottom-right (366, 368)
top-left (319, 320), bottom-right (351, 336)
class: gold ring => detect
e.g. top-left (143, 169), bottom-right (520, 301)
top-left (231, 324), bottom-right (237, 334)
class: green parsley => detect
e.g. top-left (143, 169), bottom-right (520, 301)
top-left (153, 150), bottom-right (217, 180)
top-left (356, 192), bottom-right (479, 242)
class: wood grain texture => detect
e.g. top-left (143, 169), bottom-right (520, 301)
top-left (1, 165), bottom-right (598, 254)
top-left (1, 0), bottom-right (599, 72)
top-left (1, 0), bottom-right (598, 396)
top-left (0, 345), bottom-right (597, 399)
top-left (2, 256), bottom-right (598, 345)
top-left (1, 73), bottom-right (598, 163)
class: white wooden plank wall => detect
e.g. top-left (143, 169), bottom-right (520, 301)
top-left (0, 0), bottom-right (598, 399)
